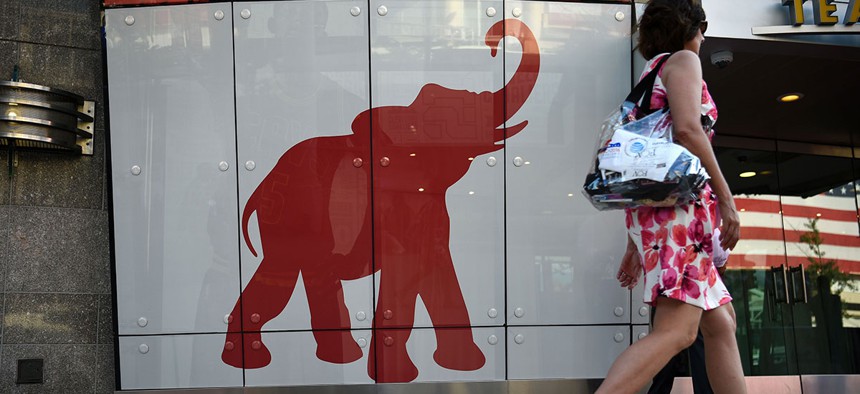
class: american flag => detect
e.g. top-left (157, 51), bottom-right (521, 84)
top-left (730, 182), bottom-right (860, 275)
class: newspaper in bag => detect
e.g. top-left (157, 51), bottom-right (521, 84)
top-left (582, 102), bottom-right (710, 211)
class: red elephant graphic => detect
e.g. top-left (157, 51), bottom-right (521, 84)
top-left (222, 19), bottom-right (539, 383)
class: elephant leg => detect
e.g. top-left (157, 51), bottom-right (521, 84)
top-left (368, 263), bottom-right (420, 383)
top-left (304, 271), bottom-right (362, 364)
top-left (222, 251), bottom-right (300, 369)
top-left (222, 298), bottom-right (245, 368)
top-left (420, 250), bottom-right (486, 371)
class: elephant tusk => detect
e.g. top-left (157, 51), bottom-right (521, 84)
top-left (494, 120), bottom-right (528, 142)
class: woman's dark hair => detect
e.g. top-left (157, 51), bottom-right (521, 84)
top-left (637, 0), bottom-right (707, 59)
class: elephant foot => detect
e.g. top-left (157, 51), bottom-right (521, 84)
top-left (433, 330), bottom-right (486, 371)
top-left (221, 332), bottom-right (272, 369)
top-left (315, 331), bottom-right (363, 364)
top-left (221, 332), bottom-right (244, 368)
top-left (368, 333), bottom-right (418, 383)
top-left (434, 343), bottom-right (485, 371)
top-left (243, 334), bottom-right (273, 369)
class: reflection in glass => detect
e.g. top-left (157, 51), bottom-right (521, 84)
top-left (777, 152), bottom-right (859, 374)
top-left (716, 147), bottom-right (797, 375)
top-left (717, 145), bottom-right (860, 375)
top-left (715, 148), bottom-right (783, 270)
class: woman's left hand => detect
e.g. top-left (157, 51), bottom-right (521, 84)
top-left (617, 247), bottom-right (642, 289)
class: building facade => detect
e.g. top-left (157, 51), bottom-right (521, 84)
top-left (0, 0), bottom-right (858, 392)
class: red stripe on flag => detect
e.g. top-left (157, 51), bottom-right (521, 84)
top-left (739, 226), bottom-right (784, 242)
top-left (735, 198), bottom-right (780, 213)
top-left (784, 229), bottom-right (860, 247)
top-left (781, 204), bottom-right (859, 222)
top-left (727, 254), bottom-right (860, 274)
top-left (740, 226), bottom-right (860, 248)
top-left (735, 197), bottom-right (859, 222)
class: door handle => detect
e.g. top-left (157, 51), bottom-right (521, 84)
top-left (771, 264), bottom-right (789, 305)
top-left (788, 264), bottom-right (808, 304)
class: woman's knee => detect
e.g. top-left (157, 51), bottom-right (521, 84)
top-left (652, 322), bottom-right (698, 351)
top-left (701, 305), bottom-right (737, 339)
top-left (677, 327), bottom-right (699, 349)
top-left (653, 298), bottom-right (702, 350)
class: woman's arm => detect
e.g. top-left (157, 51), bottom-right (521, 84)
top-left (661, 50), bottom-right (740, 250)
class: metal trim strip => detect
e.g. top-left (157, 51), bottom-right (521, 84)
top-left (0, 97), bottom-right (95, 122)
top-left (0, 80), bottom-right (87, 103)
top-left (0, 127), bottom-right (79, 149)
top-left (753, 25), bottom-right (860, 36)
top-left (801, 375), bottom-right (860, 394)
top-left (116, 379), bottom-right (613, 394)
top-left (115, 375), bottom-right (860, 394)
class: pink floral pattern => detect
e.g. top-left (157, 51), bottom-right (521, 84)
top-left (626, 53), bottom-right (731, 311)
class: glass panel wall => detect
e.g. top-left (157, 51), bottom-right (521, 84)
top-left (715, 138), bottom-right (860, 377)
top-left (715, 145), bottom-right (796, 376)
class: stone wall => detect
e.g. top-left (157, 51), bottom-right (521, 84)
top-left (0, 1), bottom-right (114, 392)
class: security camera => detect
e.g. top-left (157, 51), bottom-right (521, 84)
top-left (710, 50), bottom-right (733, 69)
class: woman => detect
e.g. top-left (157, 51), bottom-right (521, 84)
top-left (597, 1), bottom-right (746, 393)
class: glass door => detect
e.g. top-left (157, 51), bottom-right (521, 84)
top-left (717, 139), bottom-right (860, 389)
top-left (715, 144), bottom-right (801, 377)
top-left (776, 145), bottom-right (860, 377)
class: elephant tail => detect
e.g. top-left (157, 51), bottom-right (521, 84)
top-left (243, 188), bottom-right (259, 257)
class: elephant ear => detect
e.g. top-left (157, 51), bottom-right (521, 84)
top-left (350, 109), bottom-right (372, 138)
top-left (351, 108), bottom-right (393, 145)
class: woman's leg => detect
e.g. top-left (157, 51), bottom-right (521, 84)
top-left (596, 298), bottom-right (702, 394)
top-left (700, 302), bottom-right (747, 394)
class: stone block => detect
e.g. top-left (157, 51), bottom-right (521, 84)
top-left (0, 40), bottom-right (18, 85)
top-left (18, 0), bottom-right (101, 50)
top-left (3, 293), bottom-right (98, 344)
top-left (97, 294), bottom-right (114, 345)
top-left (0, 150), bottom-right (9, 206)
top-left (10, 131), bottom-right (105, 210)
top-left (0, 344), bottom-right (97, 393)
top-left (6, 207), bottom-right (110, 293)
top-left (17, 43), bottom-right (103, 111)
top-left (96, 344), bottom-right (116, 393)
top-left (0, 1), bottom-right (21, 41)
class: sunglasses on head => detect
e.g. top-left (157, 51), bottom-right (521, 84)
top-left (699, 20), bottom-right (708, 34)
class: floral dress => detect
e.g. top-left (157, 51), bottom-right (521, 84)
top-left (625, 53), bottom-right (731, 311)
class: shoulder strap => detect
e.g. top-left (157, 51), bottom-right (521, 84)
top-left (624, 54), bottom-right (672, 114)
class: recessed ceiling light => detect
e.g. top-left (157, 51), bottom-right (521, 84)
top-left (778, 93), bottom-right (803, 102)
top-left (739, 171), bottom-right (756, 178)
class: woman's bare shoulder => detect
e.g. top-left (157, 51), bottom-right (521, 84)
top-left (663, 50), bottom-right (702, 79)
top-left (665, 50), bottom-right (701, 68)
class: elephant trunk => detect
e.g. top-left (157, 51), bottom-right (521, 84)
top-left (485, 19), bottom-right (540, 129)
